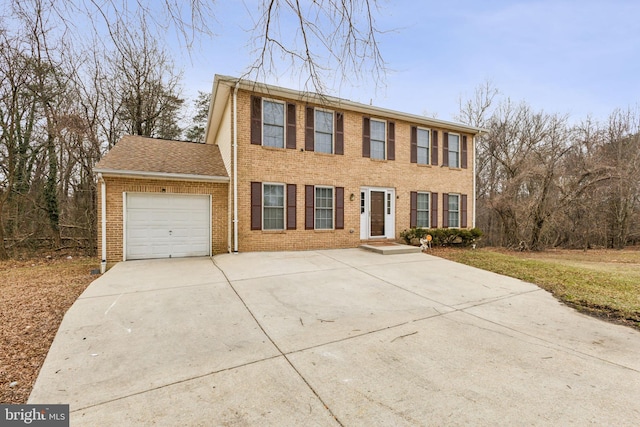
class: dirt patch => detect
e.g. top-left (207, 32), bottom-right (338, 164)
top-left (0, 256), bottom-right (97, 403)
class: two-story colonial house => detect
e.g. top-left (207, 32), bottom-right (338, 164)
top-left (95, 75), bottom-right (483, 270)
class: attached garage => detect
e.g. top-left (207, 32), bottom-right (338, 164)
top-left (94, 135), bottom-right (230, 270)
top-left (125, 193), bottom-right (211, 260)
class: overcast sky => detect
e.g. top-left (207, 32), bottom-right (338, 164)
top-left (174, 0), bottom-right (639, 123)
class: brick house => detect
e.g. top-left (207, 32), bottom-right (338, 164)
top-left (95, 75), bottom-right (483, 270)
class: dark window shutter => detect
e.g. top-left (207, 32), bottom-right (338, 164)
top-left (287, 184), bottom-right (297, 230)
top-left (461, 135), bottom-right (468, 169)
top-left (362, 117), bottom-right (370, 158)
top-left (387, 121), bottom-right (395, 160)
top-left (410, 126), bottom-right (417, 163)
top-left (461, 194), bottom-right (468, 228)
top-left (305, 185), bottom-right (314, 230)
top-left (251, 182), bottom-right (262, 230)
top-left (442, 132), bottom-right (449, 167)
top-left (335, 112), bottom-right (344, 155)
top-left (251, 96), bottom-right (262, 145)
top-left (305, 107), bottom-right (314, 151)
top-left (410, 191), bottom-right (417, 228)
top-left (431, 130), bottom-right (438, 166)
top-left (286, 103), bottom-right (296, 149)
top-left (335, 187), bottom-right (344, 229)
top-left (442, 193), bottom-right (449, 228)
top-left (431, 192), bottom-right (438, 228)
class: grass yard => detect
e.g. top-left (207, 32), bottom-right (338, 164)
top-left (431, 246), bottom-right (640, 330)
top-left (0, 256), bottom-right (97, 404)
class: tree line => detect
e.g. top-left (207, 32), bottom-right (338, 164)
top-left (0, 3), bottom-right (210, 259)
top-left (458, 83), bottom-right (640, 250)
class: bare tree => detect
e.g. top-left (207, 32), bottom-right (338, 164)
top-left (601, 109), bottom-right (640, 248)
top-left (247, 0), bottom-right (385, 92)
top-left (108, 23), bottom-right (184, 140)
top-left (8, 0), bottom-right (386, 95)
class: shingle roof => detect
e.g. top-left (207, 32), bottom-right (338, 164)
top-left (94, 135), bottom-right (228, 180)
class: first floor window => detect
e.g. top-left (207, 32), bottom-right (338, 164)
top-left (263, 184), bottom-right (285, 230)
top-left (263, 100), bottom-right (285, 148)
top-left (370, 119), bottom-right (386, 160)
top-left (417, 128), bottom-right (430, 165)
top-left (417, 193), bottom-right (430, 228)
top-left (315, 187), bottom-right (334, 229)
top-left (448, 194), bottom-right (460, 228)
top-left (448, 133), bottom-right (460, 168)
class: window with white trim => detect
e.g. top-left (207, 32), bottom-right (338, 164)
top-left (370, 119), bottom-right (386, 160)
top-left (448, 194), bottom-right (460, 228)
top-left (263, 100), bottom-right (285, 148)
top-left (417, 192), bottom-right (430, 228)
top-left (448, 133), bottom-right (460, 168)
top-left (263, 183), bottom-right (285, 230)
top-left (417, 128), bottom-right (430, 165)
top-left (315, 109), bottom-right (333, 153)
top-left (315, 187), bottom-right (334, 229)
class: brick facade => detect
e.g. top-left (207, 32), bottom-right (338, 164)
top-left (97, 176), bottom-right (228, 265)
top-left (229, 89), bottom-right (475, 252)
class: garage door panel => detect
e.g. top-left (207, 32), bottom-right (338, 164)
top-left (125, 193), bottom-right (211, 260)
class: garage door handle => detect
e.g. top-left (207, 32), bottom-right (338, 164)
top-left (169, 230), bottom-right (172, 235)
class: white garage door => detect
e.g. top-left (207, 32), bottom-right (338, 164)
top-left (125, 193), bottom-right (211, 260)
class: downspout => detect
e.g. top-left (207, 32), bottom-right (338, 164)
top-left (233, 81), bottom-right (239, 253)
top-left (472, 136), bottom-right (477, 229)
top-left (98, 173), bottom-right (107, 273)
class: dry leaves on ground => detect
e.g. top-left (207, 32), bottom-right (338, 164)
top-left (0, 256), bottom-right (97, 404)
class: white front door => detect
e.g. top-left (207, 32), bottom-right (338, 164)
top-left (124, 193), bottom-right (211, 260)
top-left (360, 187), bottom-right (395, 240)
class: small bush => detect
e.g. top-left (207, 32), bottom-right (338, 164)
top-left (400, 227), bottom-right (482, 247)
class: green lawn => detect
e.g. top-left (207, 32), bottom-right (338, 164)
top-left (431, 247), bottom-right (640, 330)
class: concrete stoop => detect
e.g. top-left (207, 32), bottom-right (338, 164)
top-left (359, 242), bottom-right (422, 255)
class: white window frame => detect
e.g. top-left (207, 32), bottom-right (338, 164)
top-left (416, 192), bottom-right (430, 228)
top-left (262, 98), bottom-right (285, 148)
top-left (314, 185), bottom-right (334, 230)
top-left (448, 132), bottom-right (460, 168)
top-left (314, 108), bottom-right (334, 154)
top-left (417, 127), bottom-right (431, 165)
top-left (262, 182), bottom-right (286, 230)
top-left (448, 193), bottom-right (460, 228)
top-left (370, 118), bottom-right (386, 160)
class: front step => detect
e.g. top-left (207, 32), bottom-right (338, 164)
top-left (359, 242), bottom-right (422, 255)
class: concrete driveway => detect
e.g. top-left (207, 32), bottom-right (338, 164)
top-left (29, 249), bottom-right (640, 425)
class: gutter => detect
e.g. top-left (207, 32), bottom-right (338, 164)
top-left (233, 81), bottom-right (239, 253)
top-left (93, 169), bottom-right (229, 183)
top-left (214, 74), bottom-right (487, 136)
top-left (98, 173), bottom-right (107, 274)
top-left (472, 136), bottom-right (477, 229)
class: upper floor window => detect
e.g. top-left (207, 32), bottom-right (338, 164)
top-left (263, 100), bottom-right (285, 148)
top-left (448, 133), bottom-right (460, 168)
top-left (417, 128), bottom-right (430, 165)
top-left (251, 96), bottom-right (296, 149)
top-left (370, 119), bottom-right (386, 160)
top-left (417, 192), bottom-right (430, 228)
top-left (315, 109), bottom-right (334, 153)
